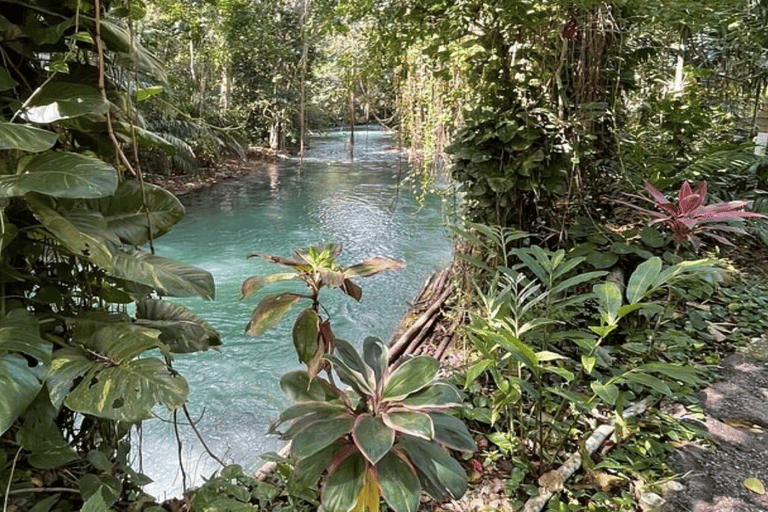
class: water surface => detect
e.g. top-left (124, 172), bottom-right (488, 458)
top-left (137, 129), bottom-right (452, 498)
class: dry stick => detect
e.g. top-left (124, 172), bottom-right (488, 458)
top-left (388, 285), bottom-right (453, 363)
top-left (172, 409), bottom-right (187, 493)
top-left (521, 397), bottom-right (655, 512)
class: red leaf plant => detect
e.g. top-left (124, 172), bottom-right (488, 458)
top-left (626, 180), bottom-right (767, 251)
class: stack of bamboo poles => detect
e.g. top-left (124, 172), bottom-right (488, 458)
top-left (387, 267), bottom-right (461, 363)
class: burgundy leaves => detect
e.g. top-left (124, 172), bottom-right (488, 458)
top-left (629, 180), bottom-right (767, 251)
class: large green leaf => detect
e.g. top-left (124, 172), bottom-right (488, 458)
top-left (344, 256), bottom-right (406, 278)
top-left (382, 356), bottom-right (439, 402)
top-left (26, 194), bottom-right (114, 268)
top-left (430, 413), bottom-right (476, 452)
top-left (594, 282), bottom-right (622, 325)
top-left (246, 292), bottom-right (304, 336)
top-left (110, 250), bottom-right (215, 299)
top-left (376, 451), bottom-right (420, 512)
top-left (47, 322), bottom-right (188, 420)
top-left (290, 441), bottom-right (345, 492)
top-left (135, 299), bottom-right (221, 353)
top-left (383, 410), bottom-right (434, 440)
top-left (0, 68), bottom-right (18, 91)
top-left (321, 451), bottom-right (366, 512)
top-left (0, 122), bottom-right (57, 152)
top-left (100, 19), bottom-right (167, 82)
top-left (85, 181), bottom-right (185, 245)
top-left (326, 353), bottom-right (376, 397)
top-left (0, 308), bottom-right (51, 364)
top-left (278, 401), bottom-right (350, 423)
top-left (280, 371), bottom-right (341, 402)
top-left (21, 82), bottom-right (109, 123)
top-left (353, 414), bottom-right (394, 465)
top-left (626, 257), bottom-right (662, 305)
top-left (0, 354), bottom-right (44, 435)
top-left (397, 436), bottom-right (467, 501)
top-left (334, 338), bottom-right (375, 388)
top-left (292, 308), bottom-right (319, 363)
top-left (0, 151), bottom-right (118, 199)
top-left (398, 382), bottom-right (463, 411)
top-left (290, 416), bottom-right (354, 461)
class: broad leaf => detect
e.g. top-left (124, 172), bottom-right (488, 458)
top-left (382, 356), bottom-right (439, 402)
top-left (377, 451), bottom-right (420, 512)
top-left (291, 416), bottom-right (354, 460)
top-left (334, 338), bottom-right (375, 387)
top-left (344, 257), bottom-right (406, 278)
top-left (240, 273), bottom-right (297, 300)
top-left (292, 308), bottom-right (319, 364)
top-left (626, 257), bottom-right (662, 304)
top-left (135, 299), bottom-right (221, 353)
top-left (430, 413), bottom-right (477, 452)
top-left (290, 441), bottom-right (345, 492)
top-left (0, 354), bottom-right (44, 436)
top-left (363, 336), bottom-right (388, 384)
top-left (353, 414), bottom-right (394, 464)
top-left (590, 381), bottom-right (619, 405)
top-left (21, 82), bottom-right (109, 123)
top-left (85, 181), bottom-right (185, 245)
top-left (26, 194), bottom-right (114, 269)
top-left (278, 401), bottom-right (350, 423)
top-left (0, 68), bottom-right (17, 91)
top-left (47, 323), bottom-right (188, 420)
top-left (620, 372), bottom-right (672, 396)
top-left (0, 151), bottom-right (118, 199)
top-left (326, 354), bottom-right (376, 397)
top-left (0, 309), bottom-right (52, 364)
top-left (355, 466), bottom-right (380, 512)
top-left (280, 371), bottom-right (340, 402)
top-left (110, 250), bottom-right (215, 299)
top-left (398, 382), bottom-right (463, 411)
top-left (246, 292), bottom-right (304, 336)
top-left (383, 410), bottom-right (434, 440)
top-left (398, 436), bottom-right (467, 501)
top-left (0, 122), bottom-right (57, 152)
top-left (322, 451), bottom-right (365, 512)
top-left (594, 282), bottom-right (622, 325)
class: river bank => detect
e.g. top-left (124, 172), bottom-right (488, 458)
top-left (148, 147), bottom-right (288, 196)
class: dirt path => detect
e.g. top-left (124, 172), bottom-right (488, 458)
top-left (663, 353), bottom-right (768, 512)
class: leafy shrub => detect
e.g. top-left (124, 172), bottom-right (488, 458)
top-left (274, 337), bottom-right (475, 512)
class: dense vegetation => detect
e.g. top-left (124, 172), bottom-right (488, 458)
top-left (3, 0), bottom-right (768, 511)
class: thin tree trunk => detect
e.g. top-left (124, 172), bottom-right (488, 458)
top-left (299, 0), bottom-right (310, 156)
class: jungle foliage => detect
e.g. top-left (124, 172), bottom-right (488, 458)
top-left (0, 0), bottom-right (219, 510)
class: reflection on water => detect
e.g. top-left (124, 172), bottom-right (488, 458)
top-left (137, 128), bottom-right (452, 499)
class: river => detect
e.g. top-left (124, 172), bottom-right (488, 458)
top-left (136, 128), bottom-right (453, 499)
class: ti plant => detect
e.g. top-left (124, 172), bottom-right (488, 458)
top-left (241, 243), bottom-right (404, 377)
top-left (626, 180), bottom-right (767, 251)
top-left (274, 337), bottom-right (476, 512)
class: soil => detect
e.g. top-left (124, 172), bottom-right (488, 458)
top-left (663, 350), bottom-right (768, 512)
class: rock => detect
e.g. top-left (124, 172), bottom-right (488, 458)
top-left (639, 492), bottom-right (665, 511)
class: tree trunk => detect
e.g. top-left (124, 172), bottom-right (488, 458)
top-left (756, 100), bottom-right (768, 156)
top-left (349, 89), bottom-right (355, 159)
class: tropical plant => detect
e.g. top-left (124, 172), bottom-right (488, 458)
top-left (273, 336), bottom-right (475, 512)
top-left (241, 243), bottom-right (404, 377)
top-left (0, 1), bottom-right (220, 509)
top-left (626, 180), bottom-right (767, 250)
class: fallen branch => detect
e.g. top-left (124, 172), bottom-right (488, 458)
top-left (522, 397), bottom-right (656, 512)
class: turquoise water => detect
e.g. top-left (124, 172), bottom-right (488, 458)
top-left (137, 129), bottom-right (453, 499)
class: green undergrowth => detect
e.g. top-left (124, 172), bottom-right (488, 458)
top-left (441, 221), bottom-right (759, 511)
